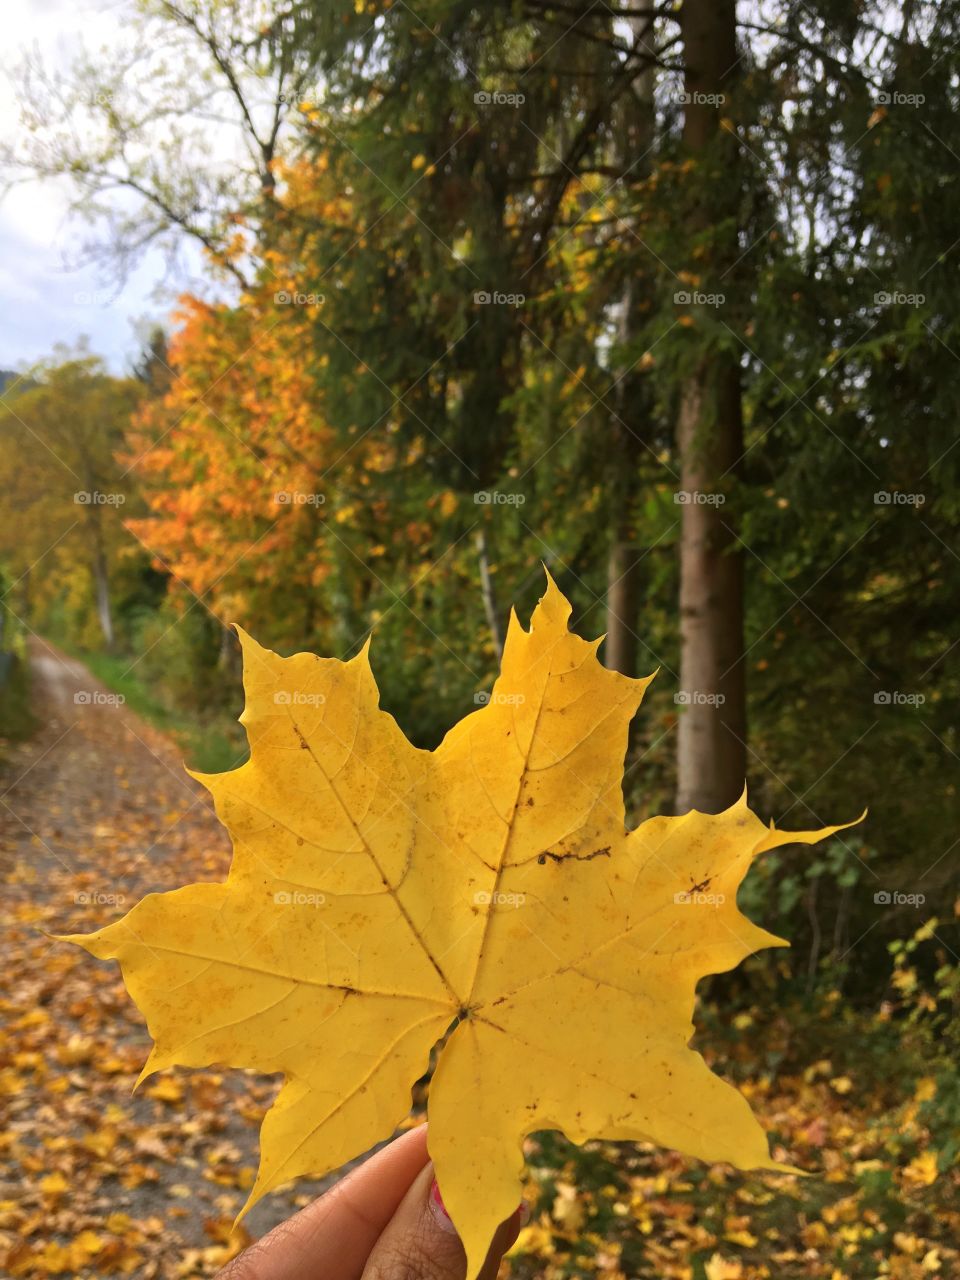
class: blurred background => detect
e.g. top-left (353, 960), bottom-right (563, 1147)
top-left (0, 2), bottom-right (958, 1278)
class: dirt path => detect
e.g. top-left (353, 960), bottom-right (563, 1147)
top-left (0, 638), bottom-right (336, 1278)
top-left (2, 638), bottom-right (204, 888)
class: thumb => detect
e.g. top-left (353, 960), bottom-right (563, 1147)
top-left (360, 1160), bottom-right (524, 1280)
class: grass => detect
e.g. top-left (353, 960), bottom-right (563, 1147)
top-left (0, 654), bottom-right (38, 756)
top-left (75, 650), bottom-right (247, 774)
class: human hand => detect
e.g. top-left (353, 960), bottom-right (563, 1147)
top-left (217, 1125), bottom-right (526, 1280)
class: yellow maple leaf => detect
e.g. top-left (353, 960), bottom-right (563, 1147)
top-left (63, 574), bottom-right (856, 1278)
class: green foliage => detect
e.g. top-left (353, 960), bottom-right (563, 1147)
top-left (74, 645), bottom-right (246, 775)
top-left (5, 0), bottom-right (960, 1004)
top-left (0, 581), bottom-right (37, 749)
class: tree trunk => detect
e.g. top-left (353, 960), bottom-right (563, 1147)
top-left (476, 528), bottom-right (503, 663)
top-left (605, 23), bottom-right (656, 677)
top-left (676, 370), bottom-right (745, 812)
top-left (674, 0), bottom-right (747, 814)
top-left (605, 535), bottom-right (641, 676)
top-left (92, 543), bottom-right (114, 650)
top-left (218, 622), bottom-right (243, 683)
top-left (605, 280), bottom-right (645, 678)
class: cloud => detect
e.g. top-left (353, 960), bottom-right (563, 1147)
top-left (0, 2), bottom-right (203, 372)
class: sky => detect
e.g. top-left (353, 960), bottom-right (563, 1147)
top-left (0, 0), bottom-right (200, 375)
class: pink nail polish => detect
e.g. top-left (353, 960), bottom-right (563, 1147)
top-left (429, 1179), bottom-right (459, 1234)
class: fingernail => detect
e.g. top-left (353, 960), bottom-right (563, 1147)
top-left (428, 1179), bottom-right (459, 1234)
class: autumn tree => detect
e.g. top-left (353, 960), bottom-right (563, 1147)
top-left (0, 0), bottom-right (325, 285)
top-left (8, 0), bottom-right (960, 971)
top-left (0, 354), bottom-right (143, 648)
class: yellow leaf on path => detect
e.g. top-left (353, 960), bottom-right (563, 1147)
top-left (724, 1229), bottom-right (758, 1247)
top-left (38, 1171), bottom-right (68, 1197)
top-left (64, 574), bottom-right (857, 1279)
top-left (706, 1255), bottom-right (744, 1280)
top-left (0, 1068), bottom-right (25, 1096)
top-left (70, 1230), bottom-right (105, 1259)
top-left (81, 1127), bottom-right (118, 1158)
top-left (57, 1034), bottom-right (95, 1066)
top-left (145, 1077), bottom-right (184, 1104)
top-left (36, 1242), bottom-right (72, 1272)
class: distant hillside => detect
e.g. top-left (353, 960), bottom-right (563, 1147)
top-left (0, 371), bottom-right (21, 396)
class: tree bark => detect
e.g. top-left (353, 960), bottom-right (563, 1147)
top-left (605, 21), bottom-right (656, 677)
top-left (218, 622), bottom-right (243, 683)
top-left (674, 0), bottom-right (747, 814)
top-left (605, 535), bottom-right (641, 676)
top-left (476, 528), bottom-right (503, 663)
top-left (606, 282), bottom-right (646, 678)
top-left (92, 541), bottom-right (114, 650)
